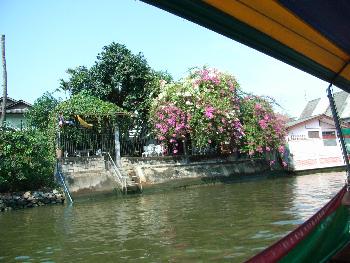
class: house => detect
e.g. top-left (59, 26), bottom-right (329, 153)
top-left (300, 90), bottom-right (350, 122)
top-left (287, 114), bottom-right (349, 171)
top-left (0, 97), bottom-right (32, 129)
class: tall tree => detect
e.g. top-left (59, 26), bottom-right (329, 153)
top-left (25, 92), bottom-right (59, 131)
top-left (60, 42), bottom-right (172, 125)
top-left (1, 35), bottom-right (7, 127)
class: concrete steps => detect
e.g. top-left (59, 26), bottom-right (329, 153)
top-left (61, 156), bottom-right (142, 195)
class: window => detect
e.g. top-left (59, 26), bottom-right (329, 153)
top-left (322, 131), bottom-right (337, 146)
top-left (308, 131), bottom-right (319, 138)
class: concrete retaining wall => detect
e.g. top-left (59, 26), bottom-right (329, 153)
top-left (61, 155), bottom-right (272, 196)
top-left (61, 156), bottom-right (119, 196)
top-left (123, 156), bottom-right (271, 191)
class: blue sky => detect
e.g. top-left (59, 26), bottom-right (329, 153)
top-left (0, 0), bottom-right (338, 117)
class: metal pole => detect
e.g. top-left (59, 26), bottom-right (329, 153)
top-left (327, 85), bottom-right (350, 188)
top-left (115, 125), bottom-right (121, 167)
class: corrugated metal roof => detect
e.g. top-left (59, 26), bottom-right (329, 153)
top-left (325, 91), bottom-right (349, 118)
top-left (299, 98), bottom-right (320, 119)
top-left (299, 90), bottom-right (350, 120)
top-left (0, 99), bottom-right (32, 114)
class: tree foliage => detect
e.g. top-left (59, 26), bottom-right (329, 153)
top-left (239, 96), bottom-right (287, 156)
top-left (0, 129), bottom-right (55, 192)
top-left (53, 90), bottom-right (127, 118)
top-left (25, 92), bottom-right (59, 131)
top-left (48, 91), bottom-right (131, 153)
top-left (60, 42), bottom-right (172, 124)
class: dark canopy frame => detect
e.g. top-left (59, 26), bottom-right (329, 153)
top-left (142, 0), bottom-right (350, 92)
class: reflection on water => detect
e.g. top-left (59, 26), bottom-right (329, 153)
top-left (0, 172), bottom-right (346, 262)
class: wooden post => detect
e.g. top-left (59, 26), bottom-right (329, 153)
top-left (1, 35), bottom-right (7, 127)
top-left (115, 125), bottom-right (121, 167)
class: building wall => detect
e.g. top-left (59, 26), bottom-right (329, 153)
top-left (4, 114), bottom-right (27, 130)
top-left (287, 120), bottom-right (344, 170)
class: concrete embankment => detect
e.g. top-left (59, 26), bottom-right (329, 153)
top-left (0, 156), bottom-right (286, 209)
top-left (60, 155), bottom-right (279, 198)
top-left (123, 156), bottom-right (279, 194)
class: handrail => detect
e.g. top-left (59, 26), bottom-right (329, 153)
top-left (55, 161), bottom-right (73, 204)
top-left (327, 86), bottom-right (350, 190)
top-left (104, 152), bottom-right (127, 192)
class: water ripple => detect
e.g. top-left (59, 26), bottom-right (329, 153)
top-left (0, 171), bottom-right (345, 262)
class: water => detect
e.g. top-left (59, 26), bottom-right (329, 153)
top-left (0, 172), bottom-right (346, 262)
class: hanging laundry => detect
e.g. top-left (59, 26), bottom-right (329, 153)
top-left (76, 115), bottom-right (93, 128)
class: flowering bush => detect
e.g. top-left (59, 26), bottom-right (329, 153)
top-left (183, 67), bottom-right (244, 148)
top-left (150, 67), bottom-right (287, 158)
top-left (151, 102), bottom-right (190, 154)
top-left (239, 96), bottom-right (287, 156)
top-left (150, 67), bottom-right (244, 153)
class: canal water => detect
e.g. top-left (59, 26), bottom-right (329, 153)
top-left (0, 171), bottom-right (346, 262)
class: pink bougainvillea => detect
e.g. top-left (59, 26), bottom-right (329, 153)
top-left (150, 67), bottom-right (287, 162)
top-left (152, 102), bottom-right (190, 153)
top-left (240, 95), bottom-right (287, 158)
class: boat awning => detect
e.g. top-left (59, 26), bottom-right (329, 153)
top-left (141, 0), bottom-right (350, 92)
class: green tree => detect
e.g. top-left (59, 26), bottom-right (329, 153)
top-left (0, 129), bottom-right (55, 192)
top-left (25, 92), bottom-right (59, 131)
top-left (60, 42), bottom-right (172, 125)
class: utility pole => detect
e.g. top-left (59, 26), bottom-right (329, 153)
top-left (1, 35), bottom-right (7, 127)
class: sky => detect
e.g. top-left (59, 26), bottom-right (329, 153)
top-left (0, 0), bottom-right (340, 118)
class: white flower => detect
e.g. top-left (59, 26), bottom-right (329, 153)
top-left (159, 79), bottom-right (167, 87)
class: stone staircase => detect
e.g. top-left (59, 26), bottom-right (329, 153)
top-left (61, 155), bottom-right (142, 195)
top-left (120, 158), bottom-right (142, 193)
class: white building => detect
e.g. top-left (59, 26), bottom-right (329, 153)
top-left (287, 114), bottom-right (348, 171)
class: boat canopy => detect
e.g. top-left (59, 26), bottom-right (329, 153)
top-left (142, 0), bottom-right (350, 92)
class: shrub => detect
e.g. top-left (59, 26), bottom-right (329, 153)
top-left (150, 67), bottom-right (244, 153)
top-left (0, 129), bottom-right (55, 192)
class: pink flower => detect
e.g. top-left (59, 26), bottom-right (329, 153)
top-left (265, 146), bottom-right (271, 152)
top-left (282, 161), bottom-right (287, 167)
top-left (256, 146), bottom-right (263, 153)
top-left (167, 119), bottom-right (175, 126)
top-left (278, 145), bottom-right (285, 154)
top-left (160, 127), bottom-right (168, 133)
top-left (204, 106), bottom-right (215, 119)
top-left (208, 139), bottom-right (212, 144)
top-left (255, 103), bottom-right (262, 111)
top-left (269, 160), bottom-right (275, 166)
top-left (173, 149), bottom-right (178, 154)
top-left (259, 119), bottom-right (268, 129)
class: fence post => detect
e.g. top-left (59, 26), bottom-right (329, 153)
top-left (115, 125), bottom-right (121, 167)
